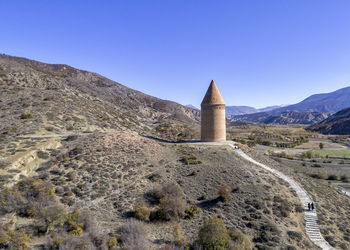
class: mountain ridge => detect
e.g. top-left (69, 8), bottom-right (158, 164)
top-left (0, 54), bottom-right (200, 141)
top-left (308, 107), bottom-right (350, 134)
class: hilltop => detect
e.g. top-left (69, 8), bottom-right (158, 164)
top-left (0, 54), bottom-right (200, 143)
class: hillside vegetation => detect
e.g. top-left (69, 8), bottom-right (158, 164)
top-left (1, 54), bottom-right (348, 249)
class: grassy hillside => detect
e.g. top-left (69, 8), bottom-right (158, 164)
top-left (1, 54), bottom-right (348, 249)
top-left (0, 131), bottom-right (316, 249)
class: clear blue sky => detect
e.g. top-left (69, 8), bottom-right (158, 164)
top-left (1, 1), bottom-right (350, 108)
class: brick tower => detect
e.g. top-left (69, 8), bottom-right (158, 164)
top-left (200, 80), bottom-right (226, 142)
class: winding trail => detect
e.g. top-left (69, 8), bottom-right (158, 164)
top-left (232, 145), bottom-right (334, 250)
top-left (190, 141), bottom-right (334, 250)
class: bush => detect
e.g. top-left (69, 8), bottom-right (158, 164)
top-left (108, 236), bottom-right (118, 249)
top-left (134, 203), bottom-right (150, 222)
top-left (1, 178), bottom-right (55, 216)
top-left (218, 185), bottom-right (232, 202)
top-left (0, 226), bottom-right (31, 249)
top-left (150, 208), bottom-right (167, 221)
top-left (325, 236), bottom-right (336, 247)
top-left (327, 174), bottom-right (338, 181)
top-left (277, 200), bottom-right (292, 218)
top-left (230, 229), bottom-right (252, 250)
top-left (309, 172), bottom-right (327, 179)
top-left (38, 204), bottom-right (67, 233)
top-left (65, 209), bottom-right (84, 236)
top-left (302, 151), bottom-right (313, 159)
top-left (159, 194), bottom-right (185, 220)
top-left (294, 203), bottom-right (304, 213)
top-left (183, 206), bottom-right (201, 219)
top-left (20, 113), bottom-right (34, 119)
top-left (121, 219), bottom-right (149, 250)
top-left (173, 224), bottom-right (187, 246)
top-left (287, 231), bottom-right (302, 241)
top-left (180, 154), bottom-right (201, 165)
top-left (17, 177), bottom-right (55, 203)
top-left (341, 175), bottom-right (349, 182)
top-left (59, 235), bottom-right (94, 249)
top-left (0, 187), bottom-right (25, 215)
top-left (254, 221), bottom-right (280, 244)
top-left (196, 217), bottom-right (232, 249)
top-left (148, 183), bottom-right (185, 220)
top-left (148, 182), bottom-right (183, 202)
top-left (46, 232), bottom-right (68, 249)
top-left (260, 140), bottom-right (273, 146)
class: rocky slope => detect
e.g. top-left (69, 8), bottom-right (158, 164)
top-left (0, 54), bottom-right (200, 144)
top-left (308, 106), bottom-right (350, 134)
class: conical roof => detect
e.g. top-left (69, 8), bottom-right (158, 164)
top-left (201, 80), bottom-right (225, 105)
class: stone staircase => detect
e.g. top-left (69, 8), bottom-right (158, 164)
top-left (231, 145), bottom-right (335, 250)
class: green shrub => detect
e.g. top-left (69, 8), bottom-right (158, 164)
top-left (183, 206), bottom-right (201, 219)
top-left (287, 231), bottom-right (302, 241)
top-left (65, 209), bottom-right (84, 236)
top-left (108, 236), bottom-right (118, 249)
top-left (230, 229), bottom-right (252, 250)
top-left (46, 232), bottom-right (67, 249)
top-left (0, 226), bottom-right (31, 249)
top-left (150, 208), bottom-right (167, 221)
top-left (17, 177), bottom-right (55, 202)
top-left (173, 224), bottom-right (187, 246)
top-left (20, 113), bottom-right (34, 119)
top-left (196, 217), bottom-right (232, 250)
top-left (134, 203), bottom-right (150, 222)
top-left (218, 185), bottom-right (232, 202)
top-left (39, 205), bottom-right (67, 233)
top-left (0, 187), bottom-right (25, 215)
top-left (180, 154), bottom-right (201, 165)
top-left (302, 151), bottom-right (313, 159)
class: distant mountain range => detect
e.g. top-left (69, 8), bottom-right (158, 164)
top-left (308, 107), bottom-right (350, 134)
top-left (184, 86), bottom-right (350, 125)
top-left (225, 105), bottom-right (286, 117)
top-left (185, 104), bottom-right (199, 110)
top-left (229, 86), bottom-right (350, 125)
top-left (186, 104), bottom-right (286, 116)
top-left (233, 110), bottom-right (329, 125)
top-left (270, 86), bottom-right (350, 114)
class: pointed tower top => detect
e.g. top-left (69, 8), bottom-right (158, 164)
top-left (201, 80), bottom-right (225, 105)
